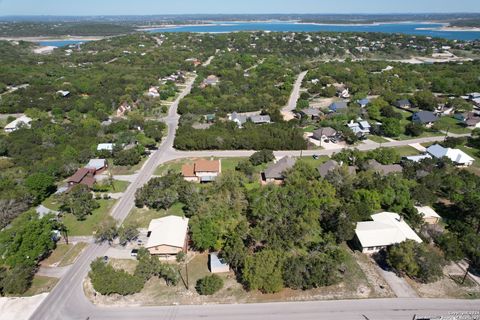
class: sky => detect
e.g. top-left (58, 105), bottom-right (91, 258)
top-left (0, 0), bottom-right (479, 16)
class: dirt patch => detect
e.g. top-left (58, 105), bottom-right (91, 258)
top-left (353, 252), bottom-right (395, 298)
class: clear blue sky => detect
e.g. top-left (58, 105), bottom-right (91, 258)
top-left (0, 0), bottom-right (479, 16)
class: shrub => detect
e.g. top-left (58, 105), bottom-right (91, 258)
top-left (196, 274), bottom-right (224, 295)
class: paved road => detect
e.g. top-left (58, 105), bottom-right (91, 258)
top-left (30, 73), bottom-right (478, 320)
top-left (282, 70), bottom-right (308, 113)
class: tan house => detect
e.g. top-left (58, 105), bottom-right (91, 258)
top-left (181, 159), bottom-right (221, 183)
top-left (415, 206), bottom-right (441, 225)
top-left (146, 216), bottom-right (189, 256)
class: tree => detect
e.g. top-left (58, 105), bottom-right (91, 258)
top-left (89, 258), bottom-right (144, 295)
top-left (249, 150), bottom-right (275, 166)
top-left (196, 275), bottom-right (224, 295)
top-left (405, 123), bottom-right (424, 137)
top-left (118, 223), bottom-right (139, 246)
top-left (381, 118), bottom-right (403, 137)
top-left (386, 240), bottom-right (420, 277)
top-left (367, 147), bottom-right (400, 165)
top-left (60, 184), bottom-right (99, 221)
top-left (24, 173), bottom-right (56, 204)
top-left (94, 216), bottom-right (118, 243)
top-left (412, 90), bottom-right (437, 111)
top-left (113, 149), bottom-right (141, 166)
top-left (242, 250), bottom-right (284, 293)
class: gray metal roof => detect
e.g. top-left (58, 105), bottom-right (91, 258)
top-left (263, 156), bottom-right (296, 180)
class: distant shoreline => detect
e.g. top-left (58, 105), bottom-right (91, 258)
top-left (0, 36), bottom-right (105, 42)
top-left (417, 26), bottom-right (480, 32)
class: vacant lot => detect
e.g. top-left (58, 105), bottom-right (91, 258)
top-left (124, 202), bottom-right (185, 228)
top-left (22, 276), bottom-right (59, 297)
top-left (63, 199), bottom-right (116, 236)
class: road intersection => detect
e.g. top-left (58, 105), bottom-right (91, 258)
top-left (30, 75), bottom-right (479, 320)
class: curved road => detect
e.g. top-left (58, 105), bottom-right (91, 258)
top-left (30, 75), bottom-right (478, 320)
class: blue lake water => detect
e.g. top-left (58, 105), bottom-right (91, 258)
top-left (148, 21), bottom-right (480, 41)
top-left (38, 40), bottom-right (88, 47)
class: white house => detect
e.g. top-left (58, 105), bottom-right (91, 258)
top-left (426, 144), bottom-right (475, 167)
top-left (4, 115), bottom-right (32, 133)
top-left (147, 87), bottom-right (160, 98)
top-left (146, 216), bottom-right (189, 256)
top-left (97, 143), bottom-right (115, 152)
top-left (355, 212), bottom-right (422, 254)
top-left (415, 206), bottom-right (441, 225)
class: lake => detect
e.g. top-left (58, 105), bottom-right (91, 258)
top-left (147, 21), bottom-right (480, 41)
top-left (38, 40), bottom-right (88, 47)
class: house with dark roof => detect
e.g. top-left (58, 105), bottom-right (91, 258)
top-left (261, 156), bottom-right (296, 185)
top-left (312, 127), bottom-right (337, 141)
top-left (412, 111), bottom-right (439, 127)
top-left (365, 159), bottom-right (403, 176)
top-left (300, 108), bottom-right (322, 120)
top-left (394, 99), bottom-right (412, 109)
top-left (182, 159), bottom-right (222, 183)
top-left (317, 160), bottom-right (356, 178)
top-left (329, 101), bottom-right (348, 113)
top-left (67, 168), bottom-right (96, 188)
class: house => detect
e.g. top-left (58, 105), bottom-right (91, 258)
top-left (250, 115), bottom-right (271, 124)
top-left (146, 216), bottom-right (189, 256)
top-left (412, 111), bottom-right (439, 127)
top-left (457, 112), bottom-right (480, 128)
top-left (261, 156), bottom-right (296, 184)
top-left (426, 144), bottom-right (475, 166)
top-left (300, 108), bottom-right (322, 120)
top-left (354, 212), bottom-right (422, 254)
top-left (67, 168), bottom-right (96, 188)
top-left (56, 90), bottom-right (70, 97)
top-left (312, 127), bottom-right (337, 141)
top-left (333, 84), bottom-right (350, 98)
top-left (85, 159), bottom-right (108, 173)
top-left (204, 114), bottom-right (216, 123)
top-left (317, 160), bottom-right (356, 178)
top-left (347, 120), bottom-right (371, 136)
top-left (200, 75), bottom-right (220, 88)
top-left (97, 143), bottom-right (115, 152)
top-left (415, 206), bottom-right (441, 225)
top-left (357, 98), bottom-right (370, 108)
top-left (365, 159), bottom-right (403, 175)
top-left (182, 159), bottom-right (222, 183)
top-left (4, 115), bottom-right (32, 133)
top-left (394, 99), bottom-right (412, 109)
top-left (209, 252), bottom-right (230, 274)
top-left (229, 112), bottom-right (248, 127)
top-left (147, 86), bottom-right (160, 98)
top-left (117, 102), bottom-right (132, 117)
top-left (329, 101), bottom-right (348, 113)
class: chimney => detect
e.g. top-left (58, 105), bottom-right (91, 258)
top-left (398, 215), bottom-right (404, 222)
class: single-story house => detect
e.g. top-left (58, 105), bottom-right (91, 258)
top-left (394, 99), bottom-right (412, 109)
top-left (200, 75), bottom-right (220, 88)
top-left (146, 216), bottom-right (189, 256)
top-left (56, 90), bottom-right (70, 97)
top-left (457, 112), bottom-right (480, 128)
top-left (317, 160), bottom-right (356, 178)
top-left (312, 127), bottom-right (337, 141)
top-left (85, 159), bottom-right (108, 173)
top-left (209, 252), bottom-right (230, 274)
top-left (402, 154), bottom-right (433, 163)
top-left (354, 212), bottom-right (422, 254)
top-left (426, 144), bottom-right (475, 166)
top-left (4, 115), bottom-right (32, 133)
top-left (412, 111), bottom-right (439, 127)
top-left (415, 206), bottom-right (441, 225)
top-left (117, 102), bottom-right (132, 117)
top-left (182, 159), bottom-right (222, 183)
top-left (147, 86), bottom-right (160, 98)
top-left (250, 115), bottom-right (271, 124)
top-left (261, 156), bottom-right (296, 185)
top-left (365, 159), bottom-right (403, 176)
top-left (357, 98), bottom-right (370, 108)
top-left (67, 168), bottom-right (96, 188)
top-left (229, 112), bottom-right (248, 127)
top-left (329, 101), bottom-right (348, 113)
top-left (97, 143), bottom-right (115, 152)
top-left (300, 108), bottom-right (322, 120)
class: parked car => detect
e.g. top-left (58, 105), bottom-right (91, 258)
top-left (131, 249), bottom-right (139, 257)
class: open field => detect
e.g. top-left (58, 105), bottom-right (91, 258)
top-left (111, 157), bottom-right (148, 175)
top-left (40, 244), bottom-right (72, 267)
top-left (124, 202), bottom-right (185, 228)
top-left (62, 199), bottom-right (116, 236)
top-left (59, 242), bottom-right (89, 267)
top-left (22, 276), bottom-right (59, 297)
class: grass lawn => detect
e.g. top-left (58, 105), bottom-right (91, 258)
top-left (62, 199), bottom-right (116, 236)
top-left (42, 195), bottom-right (62, 211)
top-left (368, 135), bottom-right (389, 143)
top-left (59, 242), bottom-right (88, 267)
top-left (435, 116), bottom-right (471, 134)
top-left (155, 157), bottom-right (251, 176)
top-left (111, 157), bottom-right (148, 175)
top-left (94, 180), bottom-right (130, 193)
top-left (302, 125), bottom-right (316, 133)
top-left (298, 155), bottom-right (330, 168)
top-left (124, 202), bottom-right (185, 228)
top-left (41, 244), bottom-right (72, 266)
top-left (22, 276), bottom-right (59, 297)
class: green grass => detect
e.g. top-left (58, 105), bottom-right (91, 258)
top-left (58, 242), bottom-right (88, 267)
top-left (62, 199), bottom-right (116, 236)
top-left (42, 195), bottom-right (61, 211)
top-left (41, 244), bottom-right (72, 266)
top-left (298, 155), bottom-right (330, 168)
top-left (303, 125), bottom-right (315, 133)
top-left (22, 276), bottom-right (59, 297)
top-left (111, 157), bottom-right (148, 175)
top-left (435, 116), bottom-right (471, 134)
top-left (94, 180), bottom-right (130, 193)
top-left (180, 254), bottom-right (211, 290)
top-left (155, 157), bottom-right (250, 176)
top-left (124, 202), bottom-right (185, 228)
top-left (368, 135), bottom-right (389, 143)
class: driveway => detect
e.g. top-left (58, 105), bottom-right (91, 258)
top-left (372, 257), bottom-right (418, 298)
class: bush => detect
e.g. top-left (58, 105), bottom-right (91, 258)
top-left (89, 258), bottom-right (144, 295)
top-left (113, 149), bottom-right (141, 166)
top-left (249, 150), bottom-right (275, 166)
top-left (405, 123), bottom-right (424, 137)
top-left (196, 274), bottom-right (224, 295)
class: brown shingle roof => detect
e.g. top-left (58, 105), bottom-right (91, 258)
top-left (67, 168), bottom-right (90, 184)
top-left (194, 160), bottom-right (220, 173)
top-left (81, 176), bottom-right (96, 188)
top-left (181, 164), bottom-right (196, 177)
